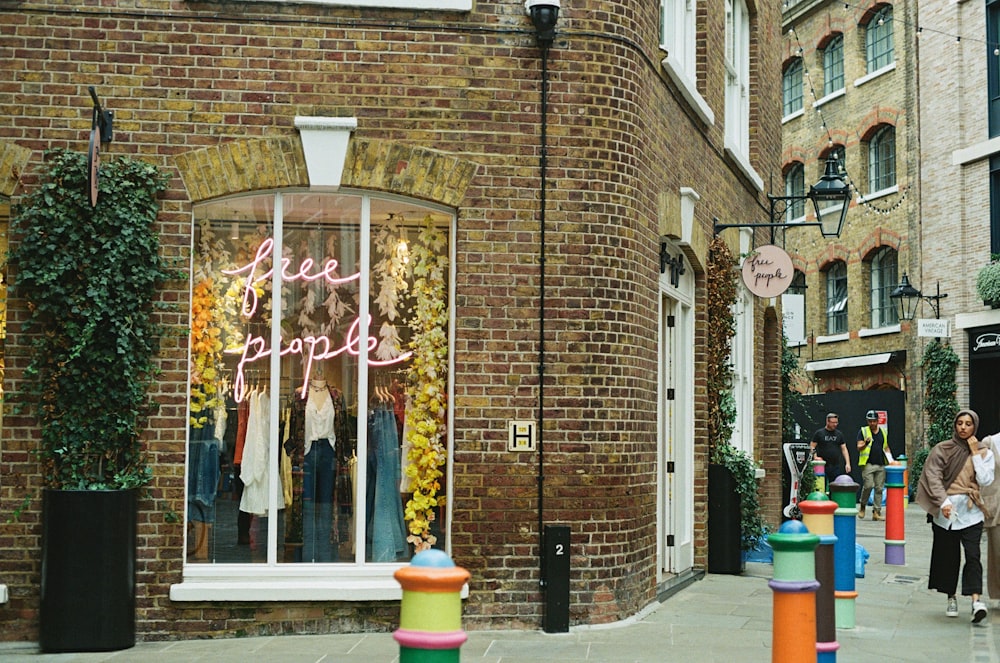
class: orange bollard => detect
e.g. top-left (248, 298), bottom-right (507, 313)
top-left (769, 520), bottom-right (820, 663)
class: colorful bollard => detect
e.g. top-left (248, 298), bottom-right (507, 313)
top-left (829, 474), bottom-right (859, 629)
top-left (394, 549), bottom-right (471, 663)
top-left (769, 519), bottom-right (820, 663)
top-left (800, 492), bottom-right (839, 663)
top-left (812, 458), bottom-right (827, 496)
top-left (884, 465), bottom-right (906, 565)
top-left (896, 454), bottom-right (909, 507)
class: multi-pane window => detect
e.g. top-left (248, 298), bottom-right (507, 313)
top-left (785, 162), bottom-right (806, 221)
top-left (870, 247), bottom-right (899, 327)
top-left (783, 59), bottom-right (804, 116)
top-left (660, 0), bottom-right (697, 78)
top-left (725, 0), bottom-right (750, 155)
top-left (866, 6), bottom-right (894, 73)
top-left (989, 0), bottom-right (1000, 136)
top-left (868, 125), bottom-right (896, 192)
top-left (186, 191), bottom-right (453, 570)
top-left (826, 261), bottom-right (848, 334)
top-left (823, 35), bottom-right (845, 96)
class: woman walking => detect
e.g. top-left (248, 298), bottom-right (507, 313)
top-left (916, 409), bottom-right (995, 623)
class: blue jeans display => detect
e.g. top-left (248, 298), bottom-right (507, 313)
top-left (188, 425), bottom-right (219, 523)
top-left (366, 409), bottom-right (408, 562)
top-left (303, 439), bottom-right (335, 562)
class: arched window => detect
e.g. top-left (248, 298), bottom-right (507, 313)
top-left (784, 162), bottom-right (806, 221)
top-left (868, 125), bottom-right (896, 193)
top-left (823, 34), bottom-right (845, 95)
top-left (185, 190), bottom-right (454, 581)
top-left (826, 261), bottom-right (848, 334)
top-left (783, 58), bottom-right (804, 117)
top-left (865, 6), bottom-right (894, 73)
top-left (870, 247), bottom-right (899, 327)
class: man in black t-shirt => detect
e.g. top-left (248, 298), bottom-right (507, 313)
top-left (810, 412), bottom-right (852, 488)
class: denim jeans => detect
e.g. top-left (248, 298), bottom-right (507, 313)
top-left (188, 426), bottom-right (219, 523)
top-left (367, 410), bottom-right (408, 562)
top-left (302, 439), bottom-right (335, 562)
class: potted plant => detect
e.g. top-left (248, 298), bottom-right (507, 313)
top-left (975, 255), bottom-right (1000, 307)
top-left (705, 237), bottom-right (768, 573)
top-left (9, 148), bottom-right (171, 652)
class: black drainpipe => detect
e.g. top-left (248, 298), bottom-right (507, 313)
top-left (536, 29), bottom-right (552, 598)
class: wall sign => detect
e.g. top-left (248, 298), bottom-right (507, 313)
top-left (741, 244), bottom-right (793, 298)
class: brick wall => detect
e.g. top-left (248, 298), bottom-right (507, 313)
top-left (0, 0), bottom-right (783, 640)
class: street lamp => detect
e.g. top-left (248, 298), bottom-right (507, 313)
top-left (889, 273), bottom-right (948, 320)
top-left (713, 155), bottom-right (852, 240)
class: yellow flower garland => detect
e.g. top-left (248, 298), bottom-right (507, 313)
top-left (403, 217), bottom-right (449, 552)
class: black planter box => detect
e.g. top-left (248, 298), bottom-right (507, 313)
top-left (707, 463), bottom-right (744, 575)
top-left (40, 488), bottom-right (137, 652)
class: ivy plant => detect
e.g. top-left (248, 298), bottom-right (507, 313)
top-left (705, 236), bottom-right (768, 551)
top-left (9, 148), bottom-right (171, 490)
top-left (910, 338), bottom-right (960, 493)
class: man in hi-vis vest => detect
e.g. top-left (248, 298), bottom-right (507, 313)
top-left (857, 410), bottom-right (893, 520)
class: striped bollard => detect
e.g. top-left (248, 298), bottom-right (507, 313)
top-left (884, 465), bottom-right (906, 565)
top-left (829, 474), bottom-right (859, 629)
top-left (800, 492), bottom-right (839, 663)
top-left (897, 454), bottom-right (909, 507)
top-left (769, 520), bottom-right (820, 663)
top-left (394, 549), bottom-right (470, 663)
top-left (812, 458), bottom-right (827, 496)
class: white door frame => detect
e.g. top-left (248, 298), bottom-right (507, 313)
top-left (657, 241), bottom-right (695, 578)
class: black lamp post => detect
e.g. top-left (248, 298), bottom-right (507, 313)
top-left (714, 154), bottom-right (852, 241)
top-left (889, 274), bottom-right (948, 321)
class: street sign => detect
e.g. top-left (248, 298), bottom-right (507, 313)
top-left (918, 318), bottom-right (951, 338)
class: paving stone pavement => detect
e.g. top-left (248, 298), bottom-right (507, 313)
top-left (1, 504), bottom-right (997, 662)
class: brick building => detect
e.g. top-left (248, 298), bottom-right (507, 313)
top-left (781, 0), bottom-right (1000, 470)
top-left (780, 0), bottom-right (920, 459)
top-left (0, 0), bottom-right (784, 643)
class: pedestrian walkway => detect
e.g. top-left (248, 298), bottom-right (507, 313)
top-left (1, 504), bottom-right (996, 662)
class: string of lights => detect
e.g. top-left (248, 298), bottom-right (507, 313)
top-left (784, 0), bottom-right (1000, 53)
top-left (784, 0), bottom-right (998, 214)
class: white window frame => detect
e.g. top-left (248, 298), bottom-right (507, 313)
top-left (725, 0), bottom-right (750, 159)
top-left (660, 0), bottom-right (715, 125)
top-left (171, 189), bottom-right (459, 602)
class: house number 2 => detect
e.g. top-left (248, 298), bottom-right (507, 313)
top-left (554, 543), bottom-right (565, 555)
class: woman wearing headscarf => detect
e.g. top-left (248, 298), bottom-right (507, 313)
top-left (917, 409), bottom-right (995, 623)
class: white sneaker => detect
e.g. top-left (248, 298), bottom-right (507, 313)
top-left (946, 597), bottom-right (958, 617)
top-left (972, 600), bottom-right (988, 623)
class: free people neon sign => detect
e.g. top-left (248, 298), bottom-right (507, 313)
top-left (223, 237), bottom-right (412, 402)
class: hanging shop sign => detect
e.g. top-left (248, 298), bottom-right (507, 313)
top-left (970, 327), bottom-right (1000, 356)
top-left (741, 244), bottom-right (793, 298)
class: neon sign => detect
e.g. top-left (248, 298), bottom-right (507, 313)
top-left (222, 238), bottom-right (411, 402)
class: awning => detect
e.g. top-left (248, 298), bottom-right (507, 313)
top-left (804, 352), bottom-right (894, 373)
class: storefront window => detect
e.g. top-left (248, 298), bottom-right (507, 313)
top-left (187, 190), bottom-right (453, 570)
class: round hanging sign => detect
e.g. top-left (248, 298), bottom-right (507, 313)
top-left (741, 244), bottom-right (793, 298)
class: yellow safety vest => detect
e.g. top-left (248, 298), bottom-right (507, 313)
top-left (858, 426), bottom-right (891, 466)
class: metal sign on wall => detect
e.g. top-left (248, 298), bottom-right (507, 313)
top-left (741, 244), bottom-right (793, 298)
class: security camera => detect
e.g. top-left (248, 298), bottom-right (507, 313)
top-left (525, 0), bottom-right (560, 45)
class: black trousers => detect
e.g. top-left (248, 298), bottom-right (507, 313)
top-left (928, 521), bottom-right (984, 597)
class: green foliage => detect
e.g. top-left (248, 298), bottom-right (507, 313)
top-left (921, 339), bottom-right (959, 447)
top-left (975, 256), bottom-right (1000, 305)
top-left (907, 338), bottom-right (959, 491)
top-left (713, 443), bottom-right (769, 551)
top-left (10, 148), bottom-right (170, 490)
top-left (705, 236), bottom-right (768, 550)
top-left (706, 236), bottom-right (737, 458)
